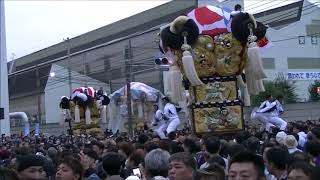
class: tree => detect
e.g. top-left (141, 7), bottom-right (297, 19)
top-left (251, 73), bottom-right (299, 106)
top-left (308, 80), bottom-right (320, 102)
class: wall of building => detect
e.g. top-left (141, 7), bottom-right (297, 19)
top-left (261, 1), bottom-right (320, 101)
top-left (44, 64), bottom-right (110, 124)
top-left (9, 94), bottom-right (45, 126)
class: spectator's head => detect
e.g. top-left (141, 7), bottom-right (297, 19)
top-left (102, 152), bottom-right (123, 176)
top-left (194, 163), bottom-right (225, 180)
top-left (304, 140), bottom-right (320, 158)
top-left (170, 141), bottom-right (184, 154)
top-left (144, 141), bottom-right (160, 153)
top-left (286, 152), bottom-right (311, 169)
top-left (276, 131), bottom-right (287, 145)
top-left (91, 140), bottom-right (104, 157)
top-left (246, 136), bottom-right (261, 154)
top-left (309, 127), bottom-right (320, 142)
top-left (159, 139), bottom-right (171, 152)
top-left (284, 135), bottom-right (298, 150)
top-left (138, 134), bottom-right (148, 144)
top-left (204, 136), bottom-right (220, 155)
top-left (293, 123), bottom-right (303, 134)
top-left (56, 157), bottom-right (83, 180)
top-left (168, 131), bottom-right (177, 141)
top-left (82, 148), bottom-right (99, 168)
top-left (127, 149), bottom-right (145, 169)
top-left (144, 148), bottom-right (170, 178)
top-left (47, 147), bottom-right (58, 159)
top-left (207, 155), bottom-right (226, 170)
top-left (183, 138), bottom-right (200, 154)
top-left (169, 152), bottom-right (196, 180)
top-left (0, 167), bottom-right (19, 180)
top-left (265, 147), bottom-right (289, 176)
top-left (228, 151), bottom-right (265, 180)
top-left (16, 155), bottom-right (45, 180)
top-left (235, 131), bottom-right (250, 144)
top-left (226, 143), bottom-right (246, 160)
top-left (288, 161), bottom-right (317, 180)
top-left (118, 141), bottom-right (134, 159)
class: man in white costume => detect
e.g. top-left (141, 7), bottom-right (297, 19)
top-left (251, 94), bottom-right (275, 131)
top-left (152, 104), bottom-right (167, 139)
top-left (162, 97), bottom-right (180, 136)
top-left (257, 95), bottom-right (287, 131)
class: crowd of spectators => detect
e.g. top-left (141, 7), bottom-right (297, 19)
top-left (1, 120), bottom-right (320, 180)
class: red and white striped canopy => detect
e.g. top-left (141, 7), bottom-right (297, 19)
top-left (72, 86), bottom-right (96, 98)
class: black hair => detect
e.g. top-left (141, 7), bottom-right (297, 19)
top-left (91, 140), bottom-right (105, 150)
top-left (265, 94), bottom-right (272, 99)
top-left (234, 4), bottom-right (242, 11)
top-left (266, 147), bottom-right (288, 170)
top-left (138, 134), bottom-right (149, 144)
top-left (288, 161), bottom-right (318, 180)
top-left (0, 167), bottom-right (19, 180)
top-left (204, 136), bottom-right (221, 154)
top-left (102, 152), bottom-right (123, 176)
top-left (58, 157), bottom-right (83, 180)
top-left (286, 152), bottom-right (311, 169)
top-left (83, 148), bottom-right (99, 160)
top-left (229, 151), bottom-right (265, 178)
top-left (183, 138), bottom-right (201, 154)
top-left (311, 127), bottom-right (320, 139)
top-left (226, 143), bottom-right (246, 159)
top-left (144, 142), bottom-right (160, 153)
top-left (170, 141), bottom-right (184, 154)
top-left (207, 155), bottom-right (226, 169)
top-left (304, 140), bottom-right (320, 157)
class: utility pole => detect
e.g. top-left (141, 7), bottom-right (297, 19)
top-left (35, 65), bottom-right (42, 125)
top-left (125, 40), bottom-right (133, 137)
top-left (66, 38), bottom-right (72, 97)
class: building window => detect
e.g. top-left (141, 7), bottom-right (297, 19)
top-left (262, 58), bottom-right (275, 69)
top-left (298, 36), bottom-right (305, 44)
top-left (287, 58), bottom-right (320, 69)
top-left (311, 36), bottom-right (318, 44)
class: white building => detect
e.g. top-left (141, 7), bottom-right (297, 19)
top-left (258, 0), bottom-right (320, 101)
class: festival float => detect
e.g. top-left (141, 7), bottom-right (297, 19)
top-left (159, 5), bottom-right (269, 135)
top-left (108, 82), bottom-right (164, 132)
top-left (59, 86), bottom-right (110, 135)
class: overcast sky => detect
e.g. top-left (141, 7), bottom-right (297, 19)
top-left (5, 0), bottom-right (168, 60)
top-left (4, 0), bottom-right (318, 60)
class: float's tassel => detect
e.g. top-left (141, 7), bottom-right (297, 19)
top-left (101, 105), bottom-right (107, 123)
top-left (170, 65), bottom-right (183, 103)
top-left (85, 107), bottom-right (92, 125)
top-left (237, 75), bottom-right (251, 106)
top-left (74, 104), bottom-right (80, 123)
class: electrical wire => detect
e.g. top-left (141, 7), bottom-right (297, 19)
top-left (10, 1), bottom-right (320, 93)
top-left (262, 3), bottom-right (319, 25)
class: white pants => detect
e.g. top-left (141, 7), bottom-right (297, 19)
top-left (252, 110), bottom-right (287, 131)
top-left (251, 111), bottom-right (274, 132)
top-left (166, 118), bottom-right (180, 134)
top-left (154, 118), bottom-right (180, 139)
top-left (155, 123), bottom-right (167, 139)
top-left (268, 116), bottom-right (287, 130)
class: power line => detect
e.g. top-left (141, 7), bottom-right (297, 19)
top-left (246, 0), bottom-right (290, 12)
top-left (262, 3), bottom-right (319, 25)
top-left (271, 33), bottom-right (320, 42)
